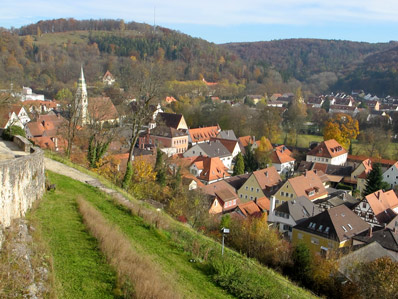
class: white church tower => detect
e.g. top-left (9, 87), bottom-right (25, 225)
top-left (75, 65), bottom-right (88, 125)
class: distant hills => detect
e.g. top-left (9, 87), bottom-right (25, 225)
top-left (1, 18), bottom-right (398, 97)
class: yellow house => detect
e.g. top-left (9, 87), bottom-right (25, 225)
top-left (273, 170), bottom-right (328, 207)
top-left (237, 166), bottom-right (281, 203)
top-left (292, 205), bottom-right (369, 255)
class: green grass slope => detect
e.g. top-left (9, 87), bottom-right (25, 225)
top-left (32, 170), bottom-right (316, 298)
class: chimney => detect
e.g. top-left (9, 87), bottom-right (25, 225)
top-left (265, 171), bottom-right (268, 177)
top-left (369, 226), bottom-right (373, 237)
top-left (270, 196), bottom-right (276, 214)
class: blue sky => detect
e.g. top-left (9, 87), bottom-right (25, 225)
top-left (1, 0), bottom-right (397, 44)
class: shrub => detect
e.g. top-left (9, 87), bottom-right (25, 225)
top-left (1, 125), bottom-right (26, 141)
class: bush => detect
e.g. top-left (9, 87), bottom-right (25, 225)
top-left (336, 183), bottom-right (353, 191)
top-left (1, 125), bottom-right (26, 141)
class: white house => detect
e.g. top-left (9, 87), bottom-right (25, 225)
top-left (306, 139), bottom-right (347, 166)
top-left (383, 162), bottom-right (398, 189)
top-left (183, 141), bottom-right (233, 170)
top-left (21, 87), bottom-right (45, 101)
top-left (271, 145), bottom-right (295, 176)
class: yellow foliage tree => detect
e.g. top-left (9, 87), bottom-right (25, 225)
top-left (323, 113), bottom-right (359, 149)
top-left (131, 158), bottom-right (156, 183)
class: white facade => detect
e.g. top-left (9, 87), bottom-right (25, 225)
top-left (306, 153), bottom-right (347, 166)
top-left (74, 66), bottom-right (88, 125)
top-left (383, 164), bottom-right (398, 188)
top-left (273, 161), bottom-right (295, 176)
top-left (21, 87), bottom-right (45, 101)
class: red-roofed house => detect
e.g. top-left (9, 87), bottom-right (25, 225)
top-left (188, 125), bottom-right (221, 145)
top-left (189, 156), bottom-right (230, 184)
top-left (354, 190), bottom-right (398, 227)
top-left (351, 159), bottom-right (372, 193)
top-left (88, 97), bottom-right (119, 125)
top-left (306, 139), bottom-right (347, 165)
top-left (271, 145), bottom-right (295, 176)
top-left (0, 105), bottom-right (29, 129)
top-left (102, 70), bottom-right (115, 85)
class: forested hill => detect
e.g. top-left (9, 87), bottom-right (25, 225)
top-left (223, 39), bottom-right (398, 96)
top-left (2, 18), bottom-right (398, 97)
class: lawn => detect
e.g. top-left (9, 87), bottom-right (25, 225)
top-left (28, 172), bottom-right (119, 299)
top-left (35, 171), bottom-right (316, 299)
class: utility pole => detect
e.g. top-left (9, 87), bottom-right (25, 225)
top-left (221, 227), bottom-right (230, 256)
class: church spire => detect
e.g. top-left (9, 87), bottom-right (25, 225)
top-left (75, 65), bottom-right (88, 125)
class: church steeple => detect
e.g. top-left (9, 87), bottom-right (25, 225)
top-left (75, 65), bottom-right (88, 125)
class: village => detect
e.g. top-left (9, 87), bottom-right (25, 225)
top-left (2, 66), bottom-right (398, 296)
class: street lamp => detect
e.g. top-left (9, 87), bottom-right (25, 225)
top-left (221, 227), bottom-right (230, 256)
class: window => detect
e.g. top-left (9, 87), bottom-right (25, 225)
top-left (240, 194), bottom-right (243, 198)
top-left (388, 175), bottom-right (390, 178)
top-left (214, 200), bottom-right (218, 207)
top-left (342, 226), bottom-right (348, 232)
top-left (362, 202), bottom-right (367, 209)
top-left (246, 186), bottom-right (248, 190)
top-left (347, 224), bottom-right (353, 230)
top-left (251, 187), bottom-right (254, 191)
top-left (256, 188), bottom-right (259, 193)
top-left (290, 194), bottom-right (293, 198)
top-left (311, 237), bottom-right (319, 245)
top-left (326, 159), bottom-right (329, 162)
top-left (281, 191), bottom-right (285, 196)
top-left (285, 192), bottom-right (289, 197)
top-left (283, 224), bottom-right (290, 231)
top-left (250, 196), bottom-right (253, 200)
top-left (298, 233), bottom-right (303, 240)
top-left (245, 195), bottom-right (248, 199)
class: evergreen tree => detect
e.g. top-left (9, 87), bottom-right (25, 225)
top-left (291, 243), bottom-right (312, 286)
top-left (233, 152), bottom-right (245, 175)
top-left (348, 141), bottom-right (353, 155)
top-left (243, 144), bottom-right (258, 172)
top-left (155, 148), bottom-right (166, 186)
top-left (363, 163), bottom-right (390, 196)
top-left (87, 135), bottom-right (110, 168)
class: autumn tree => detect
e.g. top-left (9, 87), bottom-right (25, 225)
top-left (155, 148), bottom-right (166, 186)
top-left (363, 163), bottom-right (390, 196)
top-left (353, 257), bottom-right (398, 299)
top-left (323, 113), bottom-right (359, 149)
top-left (255, 136), bottom-right (273, 169)
top-left (257, 106), bottom-right (282, 143)
top-left (122, 61), bottom-right (165, 186)
top-left (358, 128), bottom-right (391, 159)
top-left (233, 153), bottom-right (245, 176)
top-left (283, 87), bottom-right (307, 139)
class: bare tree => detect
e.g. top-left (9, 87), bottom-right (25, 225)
top-left (121, 61), bottom-right (165, 186)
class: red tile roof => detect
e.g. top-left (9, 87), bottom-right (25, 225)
top-left (189, 125), bottom-right (221, 143)
top-left (252, 166), bottom-right (282, 190)
top-left (365, 190), bottom-right (398, 224)
top-left (288, 170), bottom-right (328, 201)
top-left (88, 97), bottom-right (119, 122)
top-left (308, 139), bottom-right (347, 158)
top-left (195, 156), bottom-right (230, 182)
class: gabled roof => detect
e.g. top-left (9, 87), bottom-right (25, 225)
top-left (348, 155), bottom-right (395, 168)
top-left (287, 170), bottom-right (328, 201)
top-left (307, 139), bottom-right (347, 159)
top-left (150, 126), bottom-right (188, 138)
top-left (252, 166), bottom-right (281, 190)
top-left (238, 136), bottom-right (256, 148)
top-left (202, 179), bottom-right (237, 197)
top-left (271, 147), bottom-right (295, 164)
top-left (237, 201), bottom-right (262, 217)
top-left (193, 141), bottom-right (232, 158)
top-left (314, 189), bottom-right (359, 209)
top-left (256, 196), bottom-right (270, 211)
top-left (365, 190), bottom-right (398, 224)
top-left (211, 137), bottom-right (238, 155)
top-left (102, 70), bottom-right (114, 80)
top-left (216, 130), bottom-right (237, 141)
top-left (196, 156), bottom-right (230, 182)
top-left (353, 228), bottom-right (398, 253)
top-left (223, 173), bottom-right (251, 190)
top-left (276, 196), bottom-right (322, 223)
top-left (88, 97), bottom-right (119, 121)
top-left (295, 205), bottom-right (369, 243)
top-left (189, 125), bottom-right (221, 143)
top-left (157, 112), bottom-right (185, 129)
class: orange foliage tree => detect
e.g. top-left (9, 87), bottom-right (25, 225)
top-left (323, 113), bottom-right (359, 149)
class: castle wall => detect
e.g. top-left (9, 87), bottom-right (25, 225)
top-left (0, 142), bottom-right (45, 230)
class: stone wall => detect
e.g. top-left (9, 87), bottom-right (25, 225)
top-left (0, 146), bottom-right (45, 229)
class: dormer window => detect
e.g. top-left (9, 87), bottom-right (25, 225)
top-left (342, 226), bottom-right (347, 232)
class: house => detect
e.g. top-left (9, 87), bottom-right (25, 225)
top-left (102, 70), bottom-right (115, 85)
top-left (238, 135), bottom-right (259, 154)
top-left (329, 105), bottom-right (359, 116)
top-left (350, 159), bottom-right (372, 193)
top-left (354, 189), bottom-right (398, 227)
top-left (188, 125), bottom-right (221, 145)
top-left (139, 126), bottom-right (188, 155)
top-left (313, 189), bottom-right (359, 212)
top-left (299, 161), bottom-right (352, 186)
top-left (366, 111), bottom-right (392, 124)
top-left (156, 112), bottom-right (188, 130)
top-left (237, 166), bottom-right (281, 202)
top-left (21, 87), bottom-right (45, 101)
top-left (88, 97), bottom-right (119, 125)
top-left (235, 199), bottom-right (269, 219)
top-left (347, 155), bottom-right (395, 172)
top-left (271, 145), bottom-right (295, 176)
top-left (210, 137), bottom-right (241, 158)
top-left (306, 139), bottom-right (347, 165)
top-left (338, 242), bottom-right (396, 281)
top-left (292, 205), bottom-right (369, 255)
top-left (268, 195), bottom-right (322, 239)
top-left (216, 130), bottom-right (237, 141)
top-left (0, 105), bottom-right (30, 129)
top-left (352, 227), bottom-right (398, 261)
top-left (307, 97), bottom-right (324, 108)
top-left (367, 100), bottom-right (380, 111)
top-left (274, 170), bottom-right (328, 207)
top-left (23, 100), bottom-right (58, 114)
top-left (183, 140), bottom-right (233, 169)
top-left (383, 161), bottom-right (398, 189)
top-left (202, 180), bottom-right (239, 214)
top-left (189, 156), bottom-right (230, 184)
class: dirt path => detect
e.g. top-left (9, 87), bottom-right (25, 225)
top-left (44, 157), bottom-right (129, 203)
